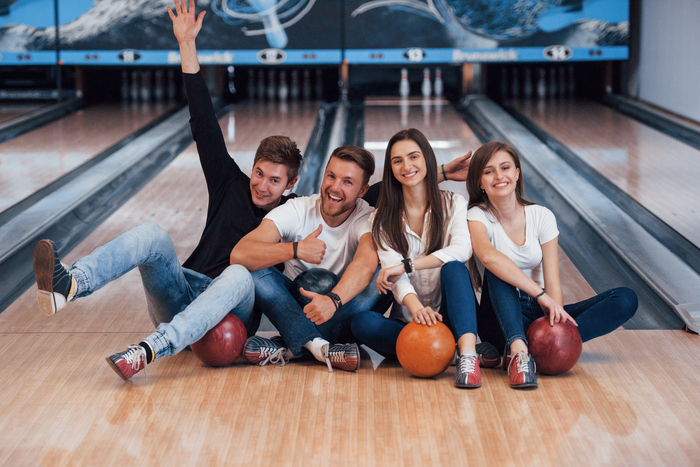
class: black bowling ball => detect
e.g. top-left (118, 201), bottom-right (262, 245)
top-left (292, 268), bottom-right (339, 306)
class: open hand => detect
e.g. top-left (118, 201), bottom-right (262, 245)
top-left (443, 150), bottom-right (472, 182)
top-left (538, 293), bottom-right (578, 327)
top-left (410, 306), bottom-right (442, 326)
top-left (167, 0), bottom-right (206, 44)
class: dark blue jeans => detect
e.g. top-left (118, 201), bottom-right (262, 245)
top-left (251, 266), bottom-right (392, 356)
top-left (477, 269), bottom-right (638, 351)
top-left (351, 261), bottom-right (478, 359)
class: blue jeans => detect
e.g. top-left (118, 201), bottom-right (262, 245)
top-left (351, 261), bottom-right (478, 359)
top-left (476, 269), bottom-right (638, 351)
top-left (251, 265), bottom-right (392, 356)
top-left (70, 222), bottom-right (256, 360)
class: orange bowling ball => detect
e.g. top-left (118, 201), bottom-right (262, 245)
top-left (396, 321), bottom-right (456, 378)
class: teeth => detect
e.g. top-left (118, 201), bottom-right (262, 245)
top-left (329, 195), bottom-right (341, 201)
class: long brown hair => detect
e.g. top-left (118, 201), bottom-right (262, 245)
top-left (372, 128), bottom-right (445, 257)
top-left (466, 141), bottom-right (533, 290)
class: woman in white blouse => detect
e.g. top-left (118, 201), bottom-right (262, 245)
top-left (350, 128), bottom-right (484, 388)
top-left (467, 141), bottom-right (637, 389)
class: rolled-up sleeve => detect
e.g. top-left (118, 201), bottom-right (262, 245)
top-left (431, 195), bottom-right (472, 264)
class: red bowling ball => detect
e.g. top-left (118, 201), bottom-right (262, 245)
top-left (191, 313), bottom-right (247, 367)
top-left (526, 317), bottom-right (582, 375)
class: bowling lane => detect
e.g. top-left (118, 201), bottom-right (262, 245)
top-left (513, 98), bottom-right (700, 249)
top-left (363, 97), bottom-right (597, 304)
top-left (0, 103), bottom-right (176, 213)
top-left (0, 101), bottom-right (51, 125)
top-left (0, 99), bottom-right (321, 334)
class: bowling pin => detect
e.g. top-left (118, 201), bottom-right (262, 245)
top-left (267, 69), bottom-right (276, 101)
top-left (154, 69), bottom-right (164, 103)
top-left (523, 66), bottom-right (533, 99)
top-left (167, 69), bottom-right (176, 102)
top-left (130, 70), bottom-right (140, 103)
top-left (315, 68), bottom-right (323, 101)
top-left (422, 98), bottom-right (431, 126)
top-left (257, 69), bottom-right (266, 100)
top-left (536, 68), bottom-right (546, 99)
top-left (421, 67), bottom-right (431, 98)
top-left (399, 68), bottom-right (410, 98)
top-left (290, 69), bottom-right (300, 101)
top-left (567, 65), bottom-right (575, 97)
top-left (120, 70), bottom-right (129, 102)
top-left (227, 66), bottom-right (236, 95)
top-left (548, 68), bottom-right (557, 98)
top-left (511, 67), bottom-right (520, 99)
top-left (500, 67), bottom-right (508, 100)
top-left (248, 69), bottom-right (256, 99)
top-left (558, 67), bottom-right (566, 98)
top-left (227, 111), bottom-right (235, 142)
top-left (278, 70), bottom-right (289, 101)
top-left (302, 68), bottom-right (312, 101)
top-left (433, 67), bottom-right (443, 97)
top-left (141, 70), bottom-right (152, 104)
top-left (400, 98), bottom-right (409, 127)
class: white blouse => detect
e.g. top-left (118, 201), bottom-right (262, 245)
top-left (371, 191), bottom-right (472, 323)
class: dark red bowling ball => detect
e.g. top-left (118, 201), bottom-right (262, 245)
top-left (396, 321), bottom-right (456, 378)
top-left (526, 317), bottom-right (582, 375)
top-left (191, 313), bottom-right (247, 367)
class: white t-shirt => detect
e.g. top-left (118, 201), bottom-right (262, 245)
top-left (467, 204), bottom-right (558, 288)
top-left (373, 191), bottom-right (472, 323)
top-left (265, 193), bottom-right (374, 280)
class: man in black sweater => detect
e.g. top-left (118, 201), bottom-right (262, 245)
top-left (31, 0), bottom-right (302, 382)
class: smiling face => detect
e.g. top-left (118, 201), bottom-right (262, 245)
top-left (390, 139), bottom-right (428, 189)
top-left (319, 157), bottom-right (369, 226)
top-left (249, 160), bottom-right (296, 211)
top-left (480, 150), bottom-right (520, 200)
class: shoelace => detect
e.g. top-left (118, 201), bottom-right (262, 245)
top-left (458, 355), bottom-right (477, 375)
top-left (123, 345), bottom-right (147, 373)
top-left (258, 347), bottom-right (288, 367)
top-left (516, 351), bottom-right (531, 374)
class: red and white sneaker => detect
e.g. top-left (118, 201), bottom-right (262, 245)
top-left (508, 350), bottom-right (537, 389)
top-left (324, 343), bottom-right (360, 372)
top-left (455, 354), bottom-right (482, 388)
top-left (106, 345), bottom-right (147, 381)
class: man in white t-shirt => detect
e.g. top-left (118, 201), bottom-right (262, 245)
top-left (230, 145), bottom-right (391, 372)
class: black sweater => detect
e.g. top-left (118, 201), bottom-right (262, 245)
top-left (181, 71), bottom-right (294, 279)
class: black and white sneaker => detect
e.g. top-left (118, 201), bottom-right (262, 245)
top-left (33, 239), bottom-right (74, 316)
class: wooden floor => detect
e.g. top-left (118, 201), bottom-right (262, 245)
top-left (514, 98), bottom-right (700, 249)
top-left (0, 103), bottom-right (175, 213)
top-left (1, 100), bottom-right (699, 466)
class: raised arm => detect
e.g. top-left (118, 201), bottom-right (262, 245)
top-left (301, 233), bottom-right (379, 325)
top-left (168, 0), bottom-right (205, 74)
top-left (230, 220), bottom-right (326, 271)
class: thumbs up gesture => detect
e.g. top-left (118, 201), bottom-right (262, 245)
top-left (296, 224), bottom-right (326, 264)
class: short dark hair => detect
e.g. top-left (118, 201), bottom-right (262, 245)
top-left (328, 145), bottom-right (375, 185)
top-left (254, 135), bottom-right (303, 182)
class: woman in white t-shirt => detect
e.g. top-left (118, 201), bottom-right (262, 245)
top-left (466, 141), bottom-right (637, 390)
top-left (350, 128), bottom-right (484, 389)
